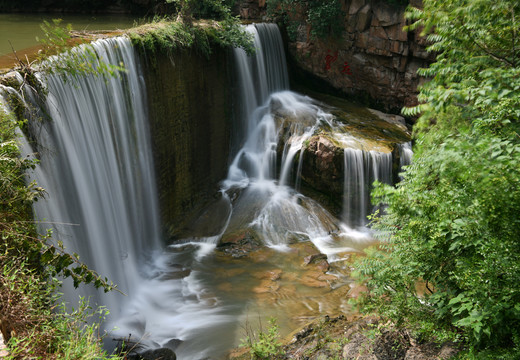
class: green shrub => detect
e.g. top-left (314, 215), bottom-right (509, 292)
top-left (128, 18), bottom-right (254, 59)
top-left (352, 0), bottom-right (520, 356)
top-left (307, 0), bottom-right (343, 40)
top-left (266, 0), bottom-right (344, 40)
top-left (240, 318), bottom-right (284, 359)
top-left (355, 131), bottom-right (520, 346)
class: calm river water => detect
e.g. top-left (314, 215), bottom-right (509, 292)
top-left (0, 13), bottom-right (136, 57)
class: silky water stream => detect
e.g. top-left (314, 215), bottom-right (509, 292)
top-left (0, 24), bottom-right (411, 359)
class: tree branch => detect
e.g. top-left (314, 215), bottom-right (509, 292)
top-left (468, 34), bottom-right (515, 67)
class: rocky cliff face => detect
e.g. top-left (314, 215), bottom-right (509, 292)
top-left (137, 47), bottom-right (233, 239)
top-left (236, 0), bottom-right (433, 113)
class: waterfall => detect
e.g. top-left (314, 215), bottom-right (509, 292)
top-left (107, 24), bottom-right (299, 358)
top-left (230, 23), bottom-right (289, 154)
top-left (108, 24), bottom-right (370, 357)
top-left (399, 141), bottom-right (413, 169)
top-left (343, 148), bottom-right (366, 227)
top-left (223, 24), bottom-right (367, 254)
top-left (18, 37), bottom-right (161, 316)
top-left (0, 22), bottom-right (410, 359)
top-left (342, 148), bottom-right (393, 227)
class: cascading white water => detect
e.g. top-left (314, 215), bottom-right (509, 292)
top-left (343, 148), bottom-right (366, 227)
top-left (19, 37), bottom-right (162, 317)
top-left (111, 24), bottom-right (373, 358)
top-left (109, 24), bottom-right (300, 359)
top-left (342, 148), bottom-right (393, 227)
top-left (223, 24), bottom-right (372, 255)
top-left (230, 23), bottom-right (289, 154)
top-left (399, 141), bottom-right (413, 169)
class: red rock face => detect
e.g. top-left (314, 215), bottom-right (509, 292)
top-left (287, 0), bottom-right (434, 113)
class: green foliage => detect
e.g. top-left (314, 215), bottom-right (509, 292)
top-left (169, 0), bottom-right (255, 55)
top-left (403, 0), bottom-right (520, 135)
top-left (128, 19), bottom-right (198, 55)
top-left (48, 300), bottom-right (117, 359)
top-left (266, 0), bottom-right (344, 40)
top-left (355, 132), bottom-right (520, 345)
top-left (166, 0), bottom-right (236, 22)
top-left (130, 1), bottom-right (254, 56)
top-left (307, 0), bottom-right (343, 40)
top-left (128, 18), bottom-right (254, 59)
top-left (353, 0), bottom-right (520, 356)
top-left (1, 260), bottom-right (118, 359)
top-left (38, 19), bottom-right (73, 56)
top-left (34, 19), bottom-right (125, 84)
top-left (212, 17), bottom-right (256, 55)
top-left (240, 318), bottom-right (284, 359)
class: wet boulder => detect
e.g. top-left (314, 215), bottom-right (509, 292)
top-left (300, 135), bottom-right (345, 197)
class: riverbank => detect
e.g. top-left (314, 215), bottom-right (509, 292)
top-left (231, 315), bottom-right (459, 360)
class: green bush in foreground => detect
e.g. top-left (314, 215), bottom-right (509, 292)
top-left (352, 0), bottom-right (520, 357)
top-left (1, 260), bottom-right (117, 360)
top-left (355, 131), bottom-right (520, 345)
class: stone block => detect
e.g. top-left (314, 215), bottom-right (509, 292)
top-left (141, 48), bottom-right (232, 236)
top-left (389, 40), bottom-right (402, 54)
top-left (353, 53), bottom-right (368, 66)
top-left (355, 32), bottom-right (369, 48)
top-left (393, 56), bottom-right (401, 69)
top-left (370, 25), bottom-right (388, 40)
top-left (410, 42), bottom-right (431, 59)
top-left (373, 2), bottom-right (401, 26)
top-left (349, 0), bottom-right (366, 15)
top-left (385, 23), bottom-right (407, 41)
top-left (367, 36), bottom-right (391, 56)
top-left (356, 4), bottom-right (372, 32)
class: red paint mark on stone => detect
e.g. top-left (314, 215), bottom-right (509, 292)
top-left (341, 61), bottom-right (353, 75)
top-left (324, 50), bottom-right (338, 70)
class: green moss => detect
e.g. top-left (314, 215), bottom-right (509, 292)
top-left (127, 18), bottom-right (253, 61)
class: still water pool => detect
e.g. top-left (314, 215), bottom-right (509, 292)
top-left (0, 13), bottom-right (136, 66)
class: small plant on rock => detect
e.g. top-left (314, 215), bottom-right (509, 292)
top-left (240, 317), bottom-right (284, 359)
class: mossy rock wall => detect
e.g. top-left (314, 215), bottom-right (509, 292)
top-left (138, 47), bottom-right (233, 239)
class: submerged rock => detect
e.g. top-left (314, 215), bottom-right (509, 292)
top-left (217, 229), bottom-right (263, 258)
